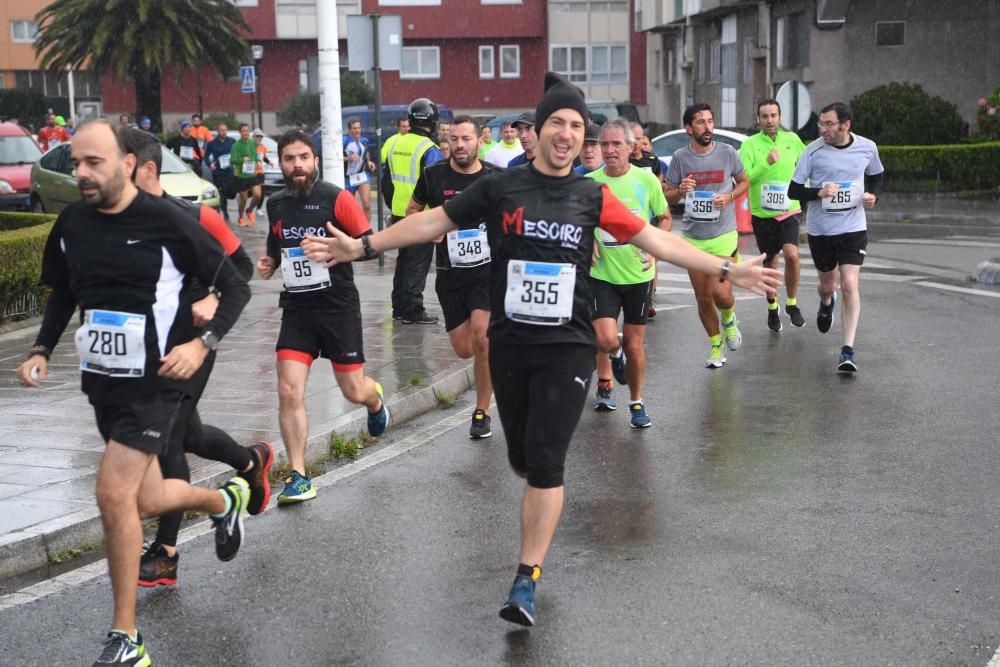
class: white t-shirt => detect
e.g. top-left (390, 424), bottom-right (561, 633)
top-left (485, 141), bottom-right (525, 168)
top-left (792, 134), bottom-right (884, 236)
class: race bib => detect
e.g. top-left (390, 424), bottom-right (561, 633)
top-left (446, 228), bottom-right (490, 268)
top-left (822, 181), bottom-right (861, 213)
top-left (218, 154), bottom-right (231, 169)
top-left (760, 182), bottom-right (790, 213)
top-left (281, 247), bottom-right (331, 292)
top-left (242, 158), bottom-right (255, 174)
top-left (179, 146), bottom-right (195, 160)
top-left (49, 138), bottom-right (61, 148)
top-left (74, 310), bottom-right (146, 377)
top-left (349, 172), bottom-right (368, 187)
top-left (505, 260), bottom-right (575, 326)
top-left (685, 191), bottom-right (721, 223)
top-left (281, 247), bottom-right (330, 292)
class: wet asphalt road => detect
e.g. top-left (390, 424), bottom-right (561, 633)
top-left (4, 230), bottom-right (1000, 666)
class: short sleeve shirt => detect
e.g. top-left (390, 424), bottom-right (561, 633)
top-left (792, 134), bottom-right (884, 236)
top-left (586, 166), bottom-right (667, 285)
top-left (665, 142), bottom-right (744, 240)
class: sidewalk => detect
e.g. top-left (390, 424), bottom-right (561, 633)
top-left (866, 192), bottom-right (999, 226)
top-left (0, 219), bottom-right (473, 579)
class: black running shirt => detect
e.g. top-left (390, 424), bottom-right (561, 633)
top-left (265, 180), bottom-right (372, 312)
top-left (443, 163), bottom-right (645, 346)
top-left (630, 151), bottom-right (664, 179)
top-left (36, 190), bottom-right (250, 405)
top-left (411, 160), bottom-right (499, 271)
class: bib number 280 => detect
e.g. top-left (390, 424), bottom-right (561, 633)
top-left (88, 330), bottom-right (128, 356)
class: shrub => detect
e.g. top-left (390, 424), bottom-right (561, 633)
top-left (0, 212), bottom-right (55, 232)
top-left (880, 142), bottom-right (1000, 192)
top-left (0, 220), bottom-right (55, 320)
top-left (850, 83), bottom-right (966, 145)
top-left (973, 83), bottom-right (1000, 141)
top-left (203, 114), bottom-right (241, 131)
top-left (277, 90), bottom-right (320, 129)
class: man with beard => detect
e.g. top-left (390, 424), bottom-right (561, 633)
top-left (664, 104), bottom-right (749, 369)
top-left (302, 73), bottom-right (780, 627)
top-left (15, 119), bottom-right (252, 666)
top-left (407, 115), bottom-right (499, 439)
top-left (257, 129), bottom-right (389, 505)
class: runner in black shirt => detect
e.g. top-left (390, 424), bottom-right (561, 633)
top-left (302, 73), bottom-right (781, 628)
top-left (15, 119), bottom-right (252, 666)
top-left (408, 115), bottom-right (499, 439)
top-left (130, 129), bottom-right (274, 588)
top-left (257, 129), bottom-right (388, 506)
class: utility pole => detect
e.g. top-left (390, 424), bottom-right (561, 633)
top-left (317, 1), bottom-right (345, 188)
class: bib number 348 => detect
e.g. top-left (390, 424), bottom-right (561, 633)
top-left (505, 260), bottom-right (575, 326)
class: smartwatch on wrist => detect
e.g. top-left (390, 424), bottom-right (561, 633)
top-left (361, 235), bottom-right (377, 260)
top-left (719, 259), bottom-right (731, 283)
top-left (200, 330), bottom-right (220, 351)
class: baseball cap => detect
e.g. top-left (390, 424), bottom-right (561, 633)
top-left (584, 121), bottom-right (601, 143)
top-left (252, 128), bottom-right (264, 137)
top-left (512, 111), bottom-right (535, 129)
top-left (139, 117), bottom-right (151, 127)
top-left (179, 120), bottom-right (192, 128)
top-left (54, 115), bottom-right (66, 126)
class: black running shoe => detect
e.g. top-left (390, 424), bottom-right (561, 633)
top-left (238, 441), bottom-right (274, 515)
top-left (786, 304), bottom-right (805, 328)
top-left (767, 307), bottom-right (782, 333)
top-left (93, 630), bottom-right (151, 666)
top-left (469, 409), bottom-right (492, 439)
top-left (213, 477), bottom-right (249, 562)
top-left (401, 310), bottom-right (439, 324)
top-left (817, 294), bottom-right (836, 333)
top-left (138, 542), bottom-right (177, 588)
top-left (838, 346), bottom-right (858, 373)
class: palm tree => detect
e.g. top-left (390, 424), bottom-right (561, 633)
top-left (34, 0), bottom-right (250, 129)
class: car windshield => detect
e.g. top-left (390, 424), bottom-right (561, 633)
top-left (160, 148), bottom-right (191, 174)
top-left (651, 133), bottom-right (691, 157)
top-left (0, 135), bottom-right (42, 165)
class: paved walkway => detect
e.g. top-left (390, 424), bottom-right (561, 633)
top-left (0, 217), bottom-right (474, 578)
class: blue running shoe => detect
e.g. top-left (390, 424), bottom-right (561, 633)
top-left (594, 384), bottom-right (617, 412)
top-left (499, 574), bottom-right (537, 627)
top-left (817, 293), bottom-right (836, 333)
top-left (629, 402), bottom-right (651, 428)
top-left (277, 470), bottom-right (316, 505)
top-left (838, 346), bottom-right (857, 373)
top-left (368, 381), bottom-right (390, 437)
top-left (610, 333), bottom-right (627, 385)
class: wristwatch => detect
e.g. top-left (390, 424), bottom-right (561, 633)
top-left (361, 235), bottom-right (377, 260)
top-left (199, 330), bottom-right (220, 351)
top-left (719, 259), bottom-right (731, 283)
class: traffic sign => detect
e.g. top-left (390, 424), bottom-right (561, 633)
top-left (240, 66), bottom-right (256, 94)
top-left (776, 80), bottom-right (811, 131)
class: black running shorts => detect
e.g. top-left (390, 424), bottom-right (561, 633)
top-left (276, 308), bottom-right (365, 370)
top-left (93, 390), bottom-right (189, 456)
top-left (435, 267), bottom-right (491, 332)
top-left (751, 214), bottom-right (801, 263)
top-left (591, 278), bottom-right (653, 326)
top-left (489, 342), bottom-right (595, 489)
top-left (807, 230), bottom-right (868, 273)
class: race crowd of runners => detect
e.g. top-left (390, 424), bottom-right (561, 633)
top-left (14, 70), bottom-right (883, 665)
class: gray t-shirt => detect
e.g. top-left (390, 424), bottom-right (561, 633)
top-left (665, 142), bottom-right (744, 239)
top-left (792, 134), bottom-right (884, 236)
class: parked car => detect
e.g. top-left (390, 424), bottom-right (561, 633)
top-left (31, 143), bottom-right (220, 214)
top-left (0, 122), bottom-right (43, 211)
top-left (587, 102), bottom-right (641, 125)
top-left (650, 128), bottom-right (751, 225)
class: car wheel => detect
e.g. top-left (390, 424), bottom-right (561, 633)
top-left (31, 196), bottom-right (45, 214)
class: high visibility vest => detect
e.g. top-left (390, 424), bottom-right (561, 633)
top-left (386, 133), bottom-right (435, 217)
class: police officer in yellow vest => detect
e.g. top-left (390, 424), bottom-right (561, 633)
top-left (382, 98), bottom-right (445, 324)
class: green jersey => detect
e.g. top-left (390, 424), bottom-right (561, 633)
top-left (478, 140), bottom-right (496, 161)
top-left (231, 138), bottom-right (259, 179)
top-left (739, 129), bottom-right (806, 218)
top-left (587, 166), bottom-right (667, 285)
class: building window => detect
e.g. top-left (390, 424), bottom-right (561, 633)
top-left (776, 13), bottom-right (807, 69)
top-left (743, 37), bottom-right (753, 84)
top-left (709, 39), bottom-right (721, 82)
top-left (479, 46), bottom-right (494, 79)
top-left (229, 0), bottom-right (258, 6)
top-left (400, 46), bottom-right (440, 79)
top-left (379, 0), bottom-right (440, 5)
top-left (10, 20), bottom-right (38, 42)
top-left (551, 45), bottom-right (588, 82)
top-left (591, 44), bottom-right (628, 83)
top-left (481, 0), bottom-right (521, 4)
top-left (698, 42), bottom-right (706, 82)
top-left (664, 48), bottom-right (673, 83)
top-left (876, 21), bottom-right (905, 47)
top-left (500, 45), bottom-right (520, 78)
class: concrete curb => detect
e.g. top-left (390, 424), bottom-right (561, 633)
top-left (0, 361), bottom-right (474, 581)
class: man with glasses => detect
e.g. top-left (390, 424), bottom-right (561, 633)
top-left (788, 102), bottom-right (883, 373)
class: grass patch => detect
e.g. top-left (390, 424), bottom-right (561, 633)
top-left (433, 388), bottom-right (456, 409)
top-left (329, 431), bottom-right (378, 459)
top-left (49, 542), bottom-right (100, 564)
top-left (409, 375), bottom-right (423, 386)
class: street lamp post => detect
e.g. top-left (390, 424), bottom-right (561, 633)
top-left (252, 44), bottom-right (264, 132)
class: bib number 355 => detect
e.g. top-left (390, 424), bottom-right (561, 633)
top-left (505, 260), bottom-right (575, 326)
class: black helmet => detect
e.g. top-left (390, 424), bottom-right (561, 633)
top-left (408, 98), bottom-right (439, 126)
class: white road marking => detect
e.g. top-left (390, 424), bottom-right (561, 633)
top-left (916, 281), bottom-right (1000, 299)
top-left (881, 238), bottom-right (1000, 249)
top-left (987, 646), bottom-right (1000, 667)
top-left (0, 406), bottom-right (475, 612)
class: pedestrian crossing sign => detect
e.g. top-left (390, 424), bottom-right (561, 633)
top-left (240, 66), bottom-right (256, 94)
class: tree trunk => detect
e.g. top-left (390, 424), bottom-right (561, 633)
top-left (134, 69), bottom-right (162, 133)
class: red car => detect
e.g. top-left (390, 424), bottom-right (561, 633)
top-left (0, 122), bottom-right (43, 211)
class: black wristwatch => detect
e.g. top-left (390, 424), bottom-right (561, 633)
top-left (719, 259), bottom-right (731, 283)
top-left (199, 330), bottom-right (220, 351)
top-left (27, 345), bottom-right (51, 361)
top-left (361, 235), bottom-right (378, 260)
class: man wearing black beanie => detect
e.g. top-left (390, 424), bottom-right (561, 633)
top-left (301, 72), bottom-right (782, 628)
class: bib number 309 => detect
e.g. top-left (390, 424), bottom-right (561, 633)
top-left (505, 260), bottom-right (575, 326)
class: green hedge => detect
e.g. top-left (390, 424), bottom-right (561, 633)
top-left (880, 142), bottom-right (1000, 192)
top-left (0, 220), bottom-right (54, 320)
top-left (0, 212), bottom-right (55, 232)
